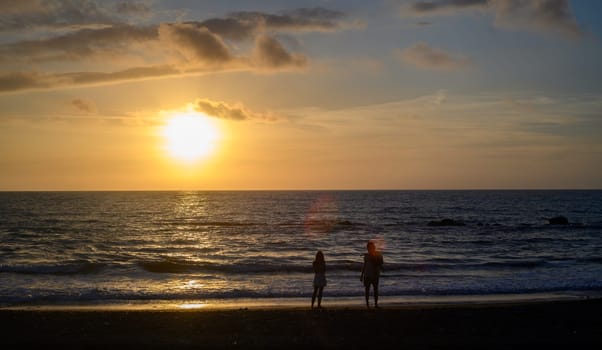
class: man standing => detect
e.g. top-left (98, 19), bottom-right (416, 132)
top-left (360, 240), bottom-right (384, 308)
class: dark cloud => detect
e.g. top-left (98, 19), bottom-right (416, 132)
top-left (63, 65), bottom-right (180, 85)
top-left (282, 7), bottom-right (345, 21)
top-left (0, 0), bottom-right (45, 14)
top-left (193, 17), bottom-right (257, 41)
top-left (408, 0), bottom-right (582, 37)
top-left (0, 0), bottom-right (117, 32)
top-left (492, 0), bottom-right (582, 37)
top-left (411, 0), bottom-right (487, 13)
top-left (229, 8), bottom-right (343, 33)
top-left (193, 98), bottom-right (276, 121)
top-left (0, 24), bottom-right (157, 62)
top-left (0, 65), bottom-right (179, 93)
top-left (0, 3), bottom-right (345, 34)
top-left (70, 98), bottom-right (96, 113)
top-left (159, 23), bottom-right (232, 64)
top-left (399, 43), bottom-right (470, 70)
top-left (0, 0), bottom-right (153, 32)
top-left (184, 7), bottom-right (345, 42)
top-left (0, 19), bottom-right (309, 69)
top-left (0, 6), bottom-right (346, 93)
top-left (237, 7), bottom-right (344, 31)
top-left (0, 71), bottom-right (50, 92)
top-left (194, 99), bottom-right (250, 120)
top-left (115, 1), bottom-right (151, 16)
top-left (253, 35), bottom-right (307, 69)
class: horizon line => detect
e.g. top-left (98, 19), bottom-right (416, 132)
top-left (1, 188), bottom-right (601, 192)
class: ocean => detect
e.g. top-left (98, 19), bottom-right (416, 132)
top-left (1, 190), bottom-right (601, 307)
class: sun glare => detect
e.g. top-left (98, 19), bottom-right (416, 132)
top-left (163, 113), bottom-right (220, 163)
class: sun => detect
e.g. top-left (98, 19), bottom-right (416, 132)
top-left (162, 113), bottom-right (220, 163)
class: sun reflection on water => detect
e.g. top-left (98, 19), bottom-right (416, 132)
top-left (178, 303), bottom-right (207, 309)
top-left (181, 279), bottom-right (204, 290)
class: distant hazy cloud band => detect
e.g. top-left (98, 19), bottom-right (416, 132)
top-left (0, 65), bottom-right (180, 93)
top-left (399, 43), bottom-right (470, 70)
top-left (0, 2), bottom-right (344, 34)
top-left (0, 0), bottom-right (150, 32)
top-left (409, 0), bottom-right (582, 37)
top-left (0, 24), bottom-right (157, 62)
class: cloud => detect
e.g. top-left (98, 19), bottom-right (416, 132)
top-left (132, 7), bottom-right (346, 45)
top-left (197, 7), bottom-right (345, 41)
top-left (0, 24), bottom-right (157, 63)
top-left (407, 0), bottom-right (582, 37)
top-left (158, 23), bottom-right (232, 65)
top-left (0, 71), bottom-right (51, 92)
top-left (411, 0), bottom-right (487, 13)
top-left (0, 65), bottom-right (180, 93)
top-left (252, 35), bottom-right (307, 69)
top-left (0, 6), bottom-right (347, 93)
top-left (115, 2), bottom-right (151, 16)
top-left (398, 43), bottom-right (470, 70)
top-left (61, 65), bottom-right (181, 85)
top-left (0, 0), bottom-right (145, 32)
top-left (0, 0), bottom-right (46, 15)
top-left (490, 0), bottom-right (582, 37)
top-left (70, 98), bottom-right (97, 113)
top-left (193, 98), bottom-right (276, 121)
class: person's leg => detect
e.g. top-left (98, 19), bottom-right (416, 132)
top-left (373, 283), bottom-right (379, 308)
top-left (317, 287), bottom-right (323, 308)
top-left (364, 284), bottom-right (370, 308)
top-left (312, 286), bottom-right (317, 308)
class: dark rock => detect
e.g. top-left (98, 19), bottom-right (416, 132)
top-left (548, 216), bottom-right (569, 225)
top-left (428, 218), bottom-right (465, 227)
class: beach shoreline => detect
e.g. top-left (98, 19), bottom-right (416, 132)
top-left (2, 290), bottom-right (599, 311)
top-left (2, 296), bottom-right (600, 349)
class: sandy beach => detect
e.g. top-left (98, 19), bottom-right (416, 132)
top-left (1, 297), bottom-right (601, 349)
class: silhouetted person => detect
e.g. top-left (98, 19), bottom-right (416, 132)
top-left (311, 250), bottom-right (326, 309)
top-left (360, 240), bottom-right (383, 308)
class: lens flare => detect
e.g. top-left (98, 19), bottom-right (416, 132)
top-left (304, 194), bottom-right (339, 236)
top-left (369, 235), bottom-right (387, 252)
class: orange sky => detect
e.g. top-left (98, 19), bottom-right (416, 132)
top-left (1, 1), bottom-right (601, 190)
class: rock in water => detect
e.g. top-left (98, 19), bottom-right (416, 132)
top-left (548, 216), bottom-right (569, 225)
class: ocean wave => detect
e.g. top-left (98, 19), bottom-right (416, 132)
top-left (0, 257), bottom-right (572, 277)
top-left (480, 260), bottom-right (546, 269)
top-left (0, 261), bottom-right (106, 275)
top-left (138, 261), bottom-right (194, 273)
top-left (3, 284), bottom-right (602, 306)
top-left (138, 260), bottom-right (315, 274)
top-left (156, 220), bottom-right (260, 227)
top-left (134, 258), bottom-right (555, 275)
top-left (577, 257), bottom-right (602, 264)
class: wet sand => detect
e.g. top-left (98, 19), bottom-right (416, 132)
top-left (1, 298), bottom-right (601, 349)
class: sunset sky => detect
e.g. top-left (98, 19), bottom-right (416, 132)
top-left (1, 0), bottom-right (601, 190)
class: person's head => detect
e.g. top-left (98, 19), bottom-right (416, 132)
top-left (315, 250), bottom-right (324, 262)
top-left (367, 241), bottom-right (376, 254)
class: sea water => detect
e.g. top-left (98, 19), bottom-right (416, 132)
top-left (1, 190), bottom-right (601, 306)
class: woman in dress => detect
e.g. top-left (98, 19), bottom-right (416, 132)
top-left (311, 250), bottom-right (326, 309)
